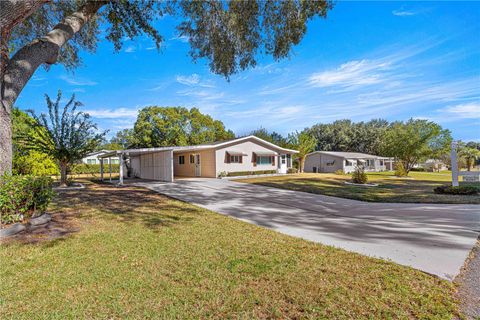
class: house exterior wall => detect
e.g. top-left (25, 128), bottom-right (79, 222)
top-left (132, 151), bottom-right (173, 182)
top-left (215, 139), bottom-right (281, 176)
top-left (304, 153), bottom-right (345, 173)
top-left (82, 153), bottom-right (118, 164)
top-left (173, 149), bottom-right (216, 178)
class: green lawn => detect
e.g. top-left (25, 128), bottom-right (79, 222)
top-left (0, 181), bottom-right (461, 318)
top-left (236, 171), bottom-right (480, 204)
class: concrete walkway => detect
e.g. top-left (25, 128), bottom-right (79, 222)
top-left (132, 178), bottom-right (480, 280)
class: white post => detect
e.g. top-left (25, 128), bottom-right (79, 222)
top-left (119, 154), bottom-right (124, 185)
top-left (100, 158), bottom-right (104, 181)
top-left (109, 157), bottom-right (112, 182)
top-left (451, 141), bottom-right (459, 187)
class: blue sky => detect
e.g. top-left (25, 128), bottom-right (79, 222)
top-left (17, 1), bottom-right (480, 141)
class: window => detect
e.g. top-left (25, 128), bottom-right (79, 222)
top-left (281, 155), bottom-right (286, 164)
top-left (87, 159), bottom-right (96, 165)
top-left (257, 156), bottom-right (272, 165)
top-left (345, 160), bottom-right (353, 166)
top-left (326, 160), bottom-right (335, 166)
top-left (379, 160), bottom-right (384, 166)
top-left (110, 158), bottom-right (119, 164)
top-left (190, 154), bottom-right (195, 164)
top-left (179, 155), bottom-right (185, 165)
top-left (230, 155), bottom-right (241, 163)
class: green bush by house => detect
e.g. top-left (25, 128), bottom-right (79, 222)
top-left (433, 185), bottom-right (479, 195)
top-left (351, 166), bottom-right (368, 184)
top-left (227, 170), bottom-right (277, 177)
top-left (71, 163), bottom-right (119, 175)
top-left (0, 175), bottom-right (54, 224)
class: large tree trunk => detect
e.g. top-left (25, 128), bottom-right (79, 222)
top-left (0, 0), bottom-right (106, 176)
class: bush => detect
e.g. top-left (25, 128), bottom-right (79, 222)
top-left (0, 175), bottom-right (54, 224)
top-left (71, 163), bottom-right (119, 175)
top-left (218, 171), bottom-right (228, 178)
top-left (227, 170), bottom-right (277, 177)
top-left (410, 167), bottom-right (426, 172)
top-left (287, 168), bottom-right (298, 174)
top-left (395, 161), bottom-right (408, 177)
top-left (351, 166), bottom-right (368, 184)
top-left (433, 185), bottom-right (479, 195)
top-left (13, 151), bottom-right (59, 176)
top-left (334, 169), bottom-right (345, 175)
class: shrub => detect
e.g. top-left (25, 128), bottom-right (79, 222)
top-left (433, 185), bottom-right (479, 195)
top-left (395, 161), bottom-right (408, 177)
top-left (71, 163), bottom-right (119, 175)
top-left (218, 171), bottom-right (228, 178)
top-left (334, 169), bottom-right (345, 175)
top-left (0, 175), bottom-right (54, 224)
top-left (227, 170), bottom-right (277, 177)
top-left (410, 167), bottom-right (426, 172)
top-left (351, 166), bottom-right (368, 184)
top-left (13, 151), bottom-right (59, 176)
top-left (287, 168), bottom-right (298, 174)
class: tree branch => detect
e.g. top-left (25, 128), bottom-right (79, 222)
top-left (1, 0), bottom-right (107, 113)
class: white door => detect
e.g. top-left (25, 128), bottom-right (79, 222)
top-left (195, 154), bottom-right (201, 177)
top-left (279, 154), bottom-right (287, 174)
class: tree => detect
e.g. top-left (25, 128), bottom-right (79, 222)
top-left (250, 127), bottom-right (288, 147)
top-left (12, 108), bottom-right (58, 176)
top-left (308, 119), bottom-right (389, 154)
top-left (19, 91), bottom-right (105, 186)
top-left (109, 128), bottom-right (136, 149)
top-left (287, 130), bottom-right (317, 173)
top-left (381, 119), bottom-right (452, 175)
top-left (0, 0), bottom-right (333, 175)
top-left (133, 106), bottom-right (234, 147)
top-left (459, 147), bottom-right (480, 171)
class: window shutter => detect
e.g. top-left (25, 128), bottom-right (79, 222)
top-left (272, 156), bottom-right (275, 166)
top-left (239, 155), bottom-right (243, 163)
top-left (226, 152), bottom-right (230, 163)
top-left (252, 153), bottom-right (257, 167)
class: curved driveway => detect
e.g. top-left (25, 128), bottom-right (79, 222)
top-left (134, 178), bottom-right (480, 280)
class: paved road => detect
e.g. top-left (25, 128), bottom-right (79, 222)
top-left (133, 178), bottom-right (480, 280)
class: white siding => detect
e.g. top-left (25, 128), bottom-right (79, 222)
top-left (136, 151), bottom-right (173, 182)
top-left (304, 153), bottom-right (345, 173)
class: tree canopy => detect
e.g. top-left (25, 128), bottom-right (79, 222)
top-left (250, 127), bottom-right (289, 148)
top-left (381, 119), bottom-right (452, 173)
top-left (132, 106), bottom-right (234, 148)
top-left (287, 130), bottom-right (317, 172)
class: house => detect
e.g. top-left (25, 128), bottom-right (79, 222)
top-left (304, 151), bottom-right (392, 173)
top-left (97, 136), bottom-right (298, 183)
top-left (415, 159), bottom-right (448, 172)
top-left (81, 150), bottom-right (118, 165)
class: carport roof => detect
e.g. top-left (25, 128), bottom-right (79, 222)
top-left (98, 135), bottom-right (298, 158)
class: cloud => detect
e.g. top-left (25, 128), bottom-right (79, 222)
top-left (83, 107), bottom-right (139, 119)
top-left (170, 35), bottom-right (189, 43)
top-left (176, 74), bottom-right (200, 86)
top-left (124, 45), bottom-right (136, 53)
top-left (439, 102), bottom-right (480, 120)
top-left (175, 74), bottom-right (215, 88)
top-left (308, 59), bottom-right (390, 88)
top-left (392, 10), bottom-right (417, 16)
top-left (60, 75), bottom-right (97, 86)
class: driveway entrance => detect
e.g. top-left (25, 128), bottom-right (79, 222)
top-left (133, 178), bottom-right (480, 280)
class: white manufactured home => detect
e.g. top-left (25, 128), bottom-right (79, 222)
top-left (304, 151), bottom-right (392, 174)
top-left (98, 136), bottom-right (298, 184)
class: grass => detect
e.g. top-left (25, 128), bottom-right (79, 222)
top-left (236, 171), bottom-right (480, 204)
top-left (0, 181), bottom-right (461, 319)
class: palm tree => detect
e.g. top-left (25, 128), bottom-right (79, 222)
top-left (288, 131), bottom-right (317, 173)
top-left (460, 147), bottom-right (480, 171)
top-left (20, 91), bottom-right (106, 186)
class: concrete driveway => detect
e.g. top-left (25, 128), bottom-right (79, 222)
top-left (133, 178), bottom-right (480, 280)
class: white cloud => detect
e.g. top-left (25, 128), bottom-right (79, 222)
top-left (308, 60), bottom-right (390, 88)
top-left (170, 35), bottom-right (189, 43)
top-left (392, 10), bottom-right (417, 17)
top-left (176, 74), bottom-right (200, 86)
top-left (439, 102), bottom-right (480, 120)
top-left (124, 45), bottom-right (136, 53)
top-left (60, 75), bottom-right (97, 86)
top-left (83, 107), bottom-right (139, 119)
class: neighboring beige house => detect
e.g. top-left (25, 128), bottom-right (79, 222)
top-left (98, 136), bottom-right (298, 183)
top-left (414, 159), bottom-right (448, 172)
top-left (81, 150), bottom-right (118, 165)
top-left (304, 151), bottom-right (392, 173)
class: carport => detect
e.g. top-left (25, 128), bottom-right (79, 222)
top-left (98, 148), bottom-right (174, 185)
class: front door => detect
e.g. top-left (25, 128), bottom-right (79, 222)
top-left (195, 154), bottom-right (201, 177)
top-left (279, 154), bottom-right (287, 174)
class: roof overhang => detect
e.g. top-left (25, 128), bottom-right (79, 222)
top-left (254, 151), bottom-right (278, 156)
top-left (226, 151), bottom-right (248, 156)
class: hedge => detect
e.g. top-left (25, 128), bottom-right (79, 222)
top-left (71, 163), bottom-right (119, 175)
top-left (433, 185), bottom-right (479, 195)
top-left (227, 170), bottom-right (277, 177)
top-left (0, 175), bottom-right (54, 224)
